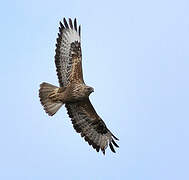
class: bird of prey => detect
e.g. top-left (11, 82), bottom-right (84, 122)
top-left (39, 18), bottom-right (119, 154)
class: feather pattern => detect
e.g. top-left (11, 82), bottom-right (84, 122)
top-left (65, 98), bottom-right (119, 154)
top-left (55, 18), bottom-right (83, 87)
top-left (40, 18), bottom-right (119, 155)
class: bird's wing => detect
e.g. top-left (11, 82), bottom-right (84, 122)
top-left (55, 18), bottom-right (84, 87)
top-left (65, 99), bottom-right (119, 154)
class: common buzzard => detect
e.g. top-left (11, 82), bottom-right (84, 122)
top-left (39, 18), bottom-right (119, 154)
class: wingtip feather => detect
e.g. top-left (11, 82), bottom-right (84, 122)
top-left (109, 142), bottom-right (116, 153)
top-left (63, 18), bottom-right (69, 28)
top-left (69, 18), bottom-right (73, 29)
top-left (112, 139), bottom-right (119, 148)
top-left (79, 25), bottom-right (81, 36)
top-left (112, 134), bottom-right (119, 141)
top-left (74, 18), bottom-right (77, 31)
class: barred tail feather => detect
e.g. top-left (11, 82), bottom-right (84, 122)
top-left (39, 82), bottom-right (63, 116)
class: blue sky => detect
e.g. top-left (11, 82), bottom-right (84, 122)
top-left (0, 0), bottom-right (189, 179)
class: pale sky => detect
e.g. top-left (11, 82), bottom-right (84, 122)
top-left (0, 0), bottom-right (189, 179)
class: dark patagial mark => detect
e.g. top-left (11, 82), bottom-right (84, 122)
top-left (70, 41), bottom-right (81, 58)
top-left (91, 119), bottom-right (108, 134)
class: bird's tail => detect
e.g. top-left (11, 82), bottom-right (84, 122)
top-left (39, 82), bottom-right (63, 116)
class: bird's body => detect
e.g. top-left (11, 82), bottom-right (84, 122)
top-left (39, 18), bottom-right (119, 154)
top-left (41, 82), bottom-right (93, 103)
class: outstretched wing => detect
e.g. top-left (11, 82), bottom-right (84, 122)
top-left (65, 99), bottom-right (119, 154)
top-left (55, 18), bottom-right (84, 87)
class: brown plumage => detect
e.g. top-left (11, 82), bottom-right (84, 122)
top-left (39, 18), bottom-right (119, 154)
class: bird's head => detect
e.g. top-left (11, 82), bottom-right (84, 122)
top-left (85, 86), bottom-right (94, 96)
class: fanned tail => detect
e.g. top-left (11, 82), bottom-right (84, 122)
top-left (39, 82), bottom-right (63, 116)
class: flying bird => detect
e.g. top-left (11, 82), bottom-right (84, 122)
top-left (39, 18), bottom-right (119, 154)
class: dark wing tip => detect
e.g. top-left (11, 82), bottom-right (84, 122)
top-left (62, 18), bottom-right (79, 32)
top-left (102, 149), bottom-right (105, 155)
top-left (74, 18), bottom-right (77, 31)
top-left (59, 21), bottom-right (65, 29)
top-left (96, 146), bottom-right (100, 152)
top-left (112, 139), bottom-right (119, 148)
top-left (69, 18), bottom-right (73, 29)
top-left (63, 18), bottom-right (69, 28)
top-left (79, 25), bottom-right (81, 36)
top-left (112, 134), bottom-right (119, 141)
top-left (109, 142), bottom-right (116, 153)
